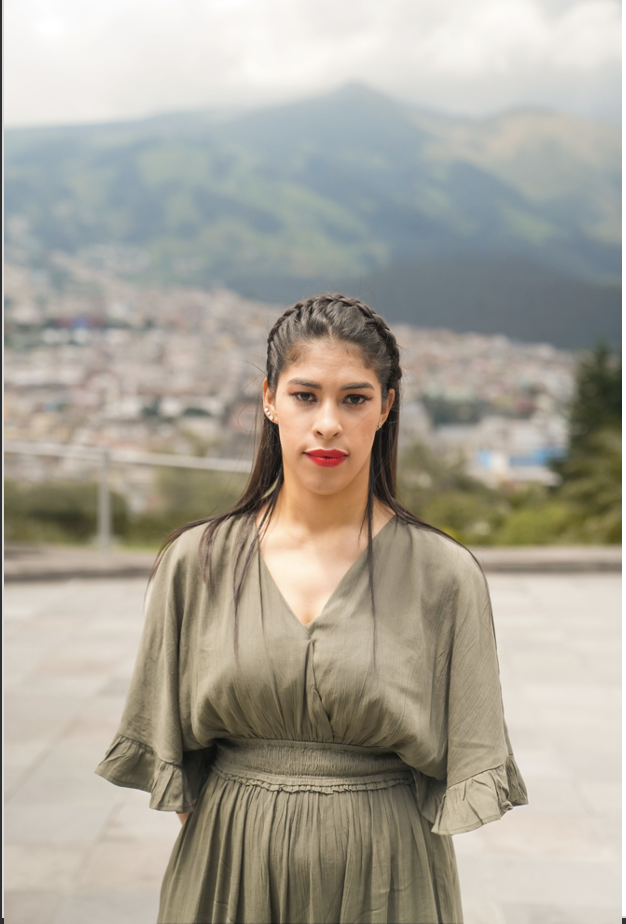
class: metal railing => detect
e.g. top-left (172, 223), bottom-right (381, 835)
top-left (4, 440), bottom-right (252, 550)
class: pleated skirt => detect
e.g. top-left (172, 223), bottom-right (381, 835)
top-left (158, 739), bottom-right (463, 924)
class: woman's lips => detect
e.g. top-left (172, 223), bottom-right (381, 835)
top-left (304, 449), bottom-right (348, 468)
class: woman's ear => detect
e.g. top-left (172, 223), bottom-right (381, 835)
top-left (262, 379), bottom-right (277, 423)
top-left (381, 388), bottom-right (395, 425)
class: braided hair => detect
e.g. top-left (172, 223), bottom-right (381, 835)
top-left (151, 293), bottom-right (461, 660)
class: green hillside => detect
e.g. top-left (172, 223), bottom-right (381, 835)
top-left (4, 84), bottom-right (621, 347)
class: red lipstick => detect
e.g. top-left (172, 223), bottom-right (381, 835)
top-left (305, 449), bottom-right (348, 467)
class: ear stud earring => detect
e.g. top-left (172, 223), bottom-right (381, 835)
top-left (265, 407), bottom-right (274, 421)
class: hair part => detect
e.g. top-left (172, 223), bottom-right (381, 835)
top-left (150, 293), bottom-right (472, 662)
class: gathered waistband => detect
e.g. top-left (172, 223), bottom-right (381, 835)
top-left (212, 738), bottom-right (413, 794)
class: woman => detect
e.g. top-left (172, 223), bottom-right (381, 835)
top-left (96, 294), bottom-right (527, 924)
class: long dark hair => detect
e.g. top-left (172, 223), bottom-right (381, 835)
top-left (151, 293), bottom-right (464, 656)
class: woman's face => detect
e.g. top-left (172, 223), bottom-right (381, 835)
top-left (263, 338), bottom-right (394, 498)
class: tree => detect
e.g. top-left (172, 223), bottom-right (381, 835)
top-left (557, 428), bottom-right (622, 543)
top-left (567, 343), bottom-right (621, 452)
top-left (551, 343), bottom-right (621, 543)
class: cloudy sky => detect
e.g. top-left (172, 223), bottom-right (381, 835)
top-left (5, 0), bottom-right (621, 127)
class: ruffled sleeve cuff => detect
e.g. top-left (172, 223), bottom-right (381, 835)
top-left (94, 734), bottom-right (215, 813)
top-left (413, 755), bottom-right (528, 837)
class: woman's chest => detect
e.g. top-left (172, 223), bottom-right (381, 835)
top-left (259, 539), bottom-right (368, 627)
top-left (187, 562), bottom-right (450, 746)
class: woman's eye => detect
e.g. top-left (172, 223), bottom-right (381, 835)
top-left (290, 392), bottom-right (371, 406)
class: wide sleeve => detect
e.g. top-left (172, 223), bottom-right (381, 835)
top-left (418, 547), bottom-right (528, 837)
top-left (94, 531), bottom-right (214, 812)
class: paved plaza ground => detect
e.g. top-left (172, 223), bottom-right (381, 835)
top-left (4, 564), bottom-right (622, 924)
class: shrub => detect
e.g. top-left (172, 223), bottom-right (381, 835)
top-left (124, 468), bottom-right (248, 547)
top-left (493, 501), bottom-right (573, 546)
top-left (4, 479), bottom-right (128, 544)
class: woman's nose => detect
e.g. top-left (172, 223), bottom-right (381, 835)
top-left (313, 402), bottom-right (342, 438)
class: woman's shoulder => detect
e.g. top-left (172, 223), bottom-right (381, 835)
top-left (386, 518), bottom-right (491, 622)
top-left (145, 516), bottom-right (254, 614)
top-left (392, 516), bottom-right (485, 584)
top-left (160, 514), bottom-right (253, 575)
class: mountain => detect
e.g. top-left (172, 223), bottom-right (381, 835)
top-left (4, 84), bottom-right (621, 347)
top-left (357, 254), bottom-right (620, 350)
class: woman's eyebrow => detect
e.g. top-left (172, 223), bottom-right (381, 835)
top-left (287, 378), bottom-right (374, 391)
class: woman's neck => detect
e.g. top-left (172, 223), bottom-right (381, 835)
top-left (268, 467), bottom-right (389, 542)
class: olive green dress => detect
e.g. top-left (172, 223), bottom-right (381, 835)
top-left (95, 515), bottom-right (527, 924)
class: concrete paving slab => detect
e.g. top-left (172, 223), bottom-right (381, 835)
top-left (499, 903), bottom-right (618, 924)
top-left (50, 890), bottom-right (161, 924)
top-left (5, 692), bottom-right (84, 743)
top-left (517, 777), bottom-right (586, 815)
top-left (5, 844), bottom-right (86, 892)
top-left (8, 751), bottom-right (123, 808)
top-left (510, 745), bottom-right (568, 779)
top-left (103, 789), bottom-right (181, 841)
top-left (3, 579), bottom-right (82, 618)
top-left (489, 855), bottom-right (620, 908)
top-left (60, 710), bottom-right (126, 742)
top-left (576, 780), bottom-right (621, 816)
top-left (580, 660), bottom-right (621, 684)
top-left (548, 744), bottom-right (621, 782)
top-left (589, 810), bottom-right (622, 856)
top-left (478, 811), bottom-right (614, 862)
top-left (76, 837), bottom-right (176, 892)
top-left (9, 767), bottom-right (123, 808)
top-left (5, 803), bottom-right (113, 846)
top-left (19, 674), bottom-right (112, 698)
top-left (4, 891), bottom-right (64, 924)
top-left (97, 676), bottom-right (132, 698)
top-left (462, 899), bottom-right (507, 924)
top-left (4, 738), bottom-right (53, 776)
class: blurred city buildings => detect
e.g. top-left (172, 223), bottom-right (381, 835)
top-left (5, 254), bottom-right (575, 508)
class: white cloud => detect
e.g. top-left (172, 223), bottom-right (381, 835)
top-left (552, 1), bottom-right (621, 68)
top-left (392, 0), bottom-right (621, 75)
top-left (4, 0), bottom-right (621, 126)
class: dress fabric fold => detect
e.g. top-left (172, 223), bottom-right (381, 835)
top-left (95, 515), bottom-right (527, 924)
top-left (96, 733), bottom-right (214, 812)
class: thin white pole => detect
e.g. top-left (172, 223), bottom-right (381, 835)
top-left (98, 449), bottom-right (112, 551)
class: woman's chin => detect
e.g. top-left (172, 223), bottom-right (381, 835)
top-left (304, 478), bottom-right (348, 498)
top-left (290, 470), bottom-right (351, 498)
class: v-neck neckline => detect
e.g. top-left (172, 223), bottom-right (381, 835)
top-left (258, 514), bottom-right (397, 634)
